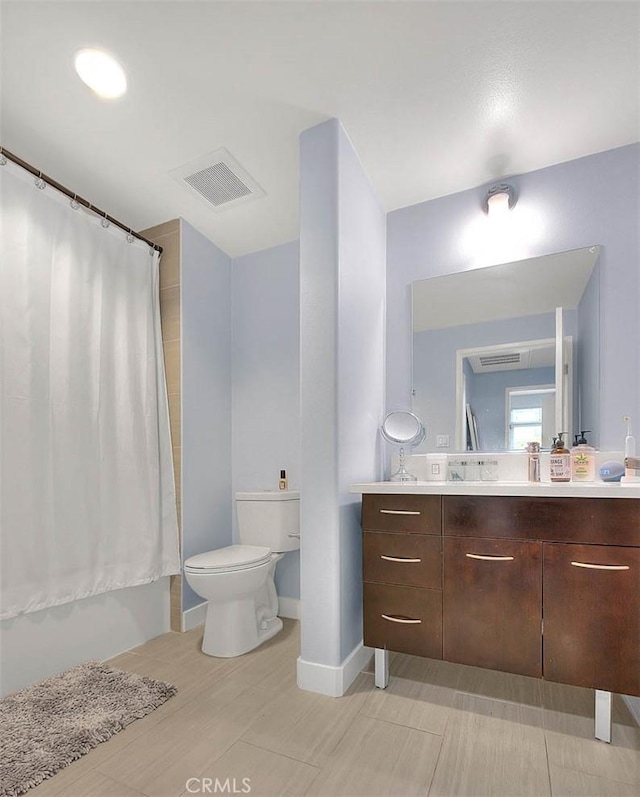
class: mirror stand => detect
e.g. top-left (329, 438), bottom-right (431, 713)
top-left (389, 445), bottom-right (417, 483)
top-left (381, 411), bottom-right (426, 483)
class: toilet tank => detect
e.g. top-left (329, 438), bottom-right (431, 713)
top-left (236, 491), bottom-right (300, 552)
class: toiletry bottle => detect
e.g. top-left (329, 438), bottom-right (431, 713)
top-left (526, 441), bottom-right (541, 483)
top-left (621, 416), bottom-right (640, 484)
top-left (278, 469), bottom-right (288, 490)
top-left (623, 415), bottom-right (636, 478)
top-left (571, 431), bottom-right (596, 482)
top-left (549, 433), bottom-right (571, 482)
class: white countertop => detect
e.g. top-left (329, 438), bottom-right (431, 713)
top-left (350, 481), bottom-right (640, 498)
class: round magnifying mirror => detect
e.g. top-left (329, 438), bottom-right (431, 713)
top-left (381, 411), bottom-right (425, 482)
top-left (381, 411), bottom-right (424, 445)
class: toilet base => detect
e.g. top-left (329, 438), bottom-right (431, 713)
top-left (201, 597), bottom-right (283, 658)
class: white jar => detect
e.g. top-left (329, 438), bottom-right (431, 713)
top-left (426, 453), bottom-right (447, 481)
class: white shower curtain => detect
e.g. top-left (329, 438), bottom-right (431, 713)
top-left (0, 161), bottom-right (180, 620)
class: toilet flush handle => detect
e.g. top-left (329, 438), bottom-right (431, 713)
top-left (288, 532), bottom-right (300, 538)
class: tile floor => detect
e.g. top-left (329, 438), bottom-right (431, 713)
top-left (31, 620), bottom-right (640, 797)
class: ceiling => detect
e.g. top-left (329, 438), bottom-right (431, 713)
top-left (2, 1), bottom-right (638, 258)
top-left (412, 246), bottom-right (599, 332)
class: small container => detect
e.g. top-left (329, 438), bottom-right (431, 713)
top-left (571, 431), bottom-right (596, 482)
top-left (527, 442), bottom-right (541, 483)
top-left (426, 453), bottom-right (447, 482)
top-left (549, 433), bottom-right (571, 482)
top-left (622, 456), bottom-right (640, 485)
top-left (479, 459), bottom-right (499, 481)
top-left (278, 469), bottom-right (288, 490)
top-left (447, 458), bottom-right (466, 482)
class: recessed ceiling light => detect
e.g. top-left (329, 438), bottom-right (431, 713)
top-left (74, 49), bottom-right (127, 99)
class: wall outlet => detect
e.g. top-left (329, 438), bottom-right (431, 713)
top-left (436, 435), bottom-right (450, 448)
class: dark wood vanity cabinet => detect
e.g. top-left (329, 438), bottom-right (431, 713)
top-left (361, 493), bottom-right (640, 697)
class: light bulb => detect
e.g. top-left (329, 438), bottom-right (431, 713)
top-left (486, 191), bottom-right (510, 218)
top-left (74, 49), bottom-right (127, 99)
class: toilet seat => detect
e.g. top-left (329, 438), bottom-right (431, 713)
top-left (184, 544), bottom-right (272, 574)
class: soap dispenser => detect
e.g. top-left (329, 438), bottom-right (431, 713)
top-left (571, 431), bottom-right (596, 482)
top-left (550, 433), bottom-right (571, 482)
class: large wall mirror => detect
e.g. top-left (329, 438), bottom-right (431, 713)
top-left (412, 246), bottom-right (600, 453)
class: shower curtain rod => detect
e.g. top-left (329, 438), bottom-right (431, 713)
top-left (0, 146), bottom-right (163, 254)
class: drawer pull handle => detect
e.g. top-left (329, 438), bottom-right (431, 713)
top-left (380, 555), bottom-right (422, 563)
top-left (465, 554), bottom-right (515, 562)
top-left (379, 509), bottom-right (421, 516)
top-left (570, 561), bottom-right (630, 571)
top-left (381, 614), bottom-right (422, 624)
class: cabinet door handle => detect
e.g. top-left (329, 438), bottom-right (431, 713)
top-left (379, 509), bottom-right (421, 515)
top-left (380, 555), bottom-right (422, 563)
top-left (381, 614), bottom-right (422, 624)
top-left (465, 553), bottom-right (515, 561)
top-left (570, 561), bottom-right (630, 571)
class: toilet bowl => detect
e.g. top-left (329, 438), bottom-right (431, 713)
top-left (183, 491), bottom-right (300, 658)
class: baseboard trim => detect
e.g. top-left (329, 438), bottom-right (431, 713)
top-left (278, 597), bottom-right (300, 620)
top-left (181, 602), bottom-right (207, 632)
top-left (297, 642), bottom-right (373, 697)
top-left (623, 695), bottom-right (640, 726)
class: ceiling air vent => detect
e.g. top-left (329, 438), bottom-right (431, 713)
top-left (479, 353), bottom-right (522, 367)
top-left (170, 148), bottom-right (265, 213)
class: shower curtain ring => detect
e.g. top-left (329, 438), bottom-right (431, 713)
top-left (34, 171), bottom-right (46, 190)
top-left (126, 229), bottom-right (135, 243)
top-left (70, 194), bottom-right (80, 210)
top-left (0, 149), bottom-right (6, 166)
top-left (101, 212), bottom-right (110, 229)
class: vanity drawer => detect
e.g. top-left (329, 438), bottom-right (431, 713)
top-left (363, 532), bottom-right (441, 589)
top-left (443, 496), bottom-right (640, 546)
top-left (362, 494), bottom-right (441, 534)
top-left (364, 582), bottom-right (442, 658)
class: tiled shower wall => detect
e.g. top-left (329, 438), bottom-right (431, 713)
top-left (142, 219), bottom-right (182, 631)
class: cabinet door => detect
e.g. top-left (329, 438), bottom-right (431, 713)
top-left (544, 543), bottom-right (640, 696)
top-left (443, 537), bottom-right (542, 677)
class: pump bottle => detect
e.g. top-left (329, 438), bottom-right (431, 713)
top-left (571, 431), bottom-right (596, 482)
top-left (550, 433), bottom-right (571, 482)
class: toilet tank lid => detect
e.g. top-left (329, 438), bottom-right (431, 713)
top-left (236, 490), bottom-right (299, 501)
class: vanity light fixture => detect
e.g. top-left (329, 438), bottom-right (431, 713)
top-left (482, 183), bottom-right (517, 216)
top-left (74, 49), bottom-right (127, 99)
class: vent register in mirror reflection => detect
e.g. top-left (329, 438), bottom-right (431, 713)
top-left (411, 246), bottom-right (600, 453)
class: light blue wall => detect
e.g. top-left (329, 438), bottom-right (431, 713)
top-left (389, 144), bottom-right (640, 449)
top-left (181, 220), bottom-right (232, 611)
top-left (299, 118), bottom-right (385, 672)
top-left (231, 241), bottom-right (300, 599)
top-left (337, 124), bottom-right (387, 660)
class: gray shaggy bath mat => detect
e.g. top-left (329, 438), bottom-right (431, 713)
top-left (0, 661), bottom-right (177, 796)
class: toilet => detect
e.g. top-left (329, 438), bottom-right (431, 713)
top-left (184, 490), bottom-right (300, 657)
